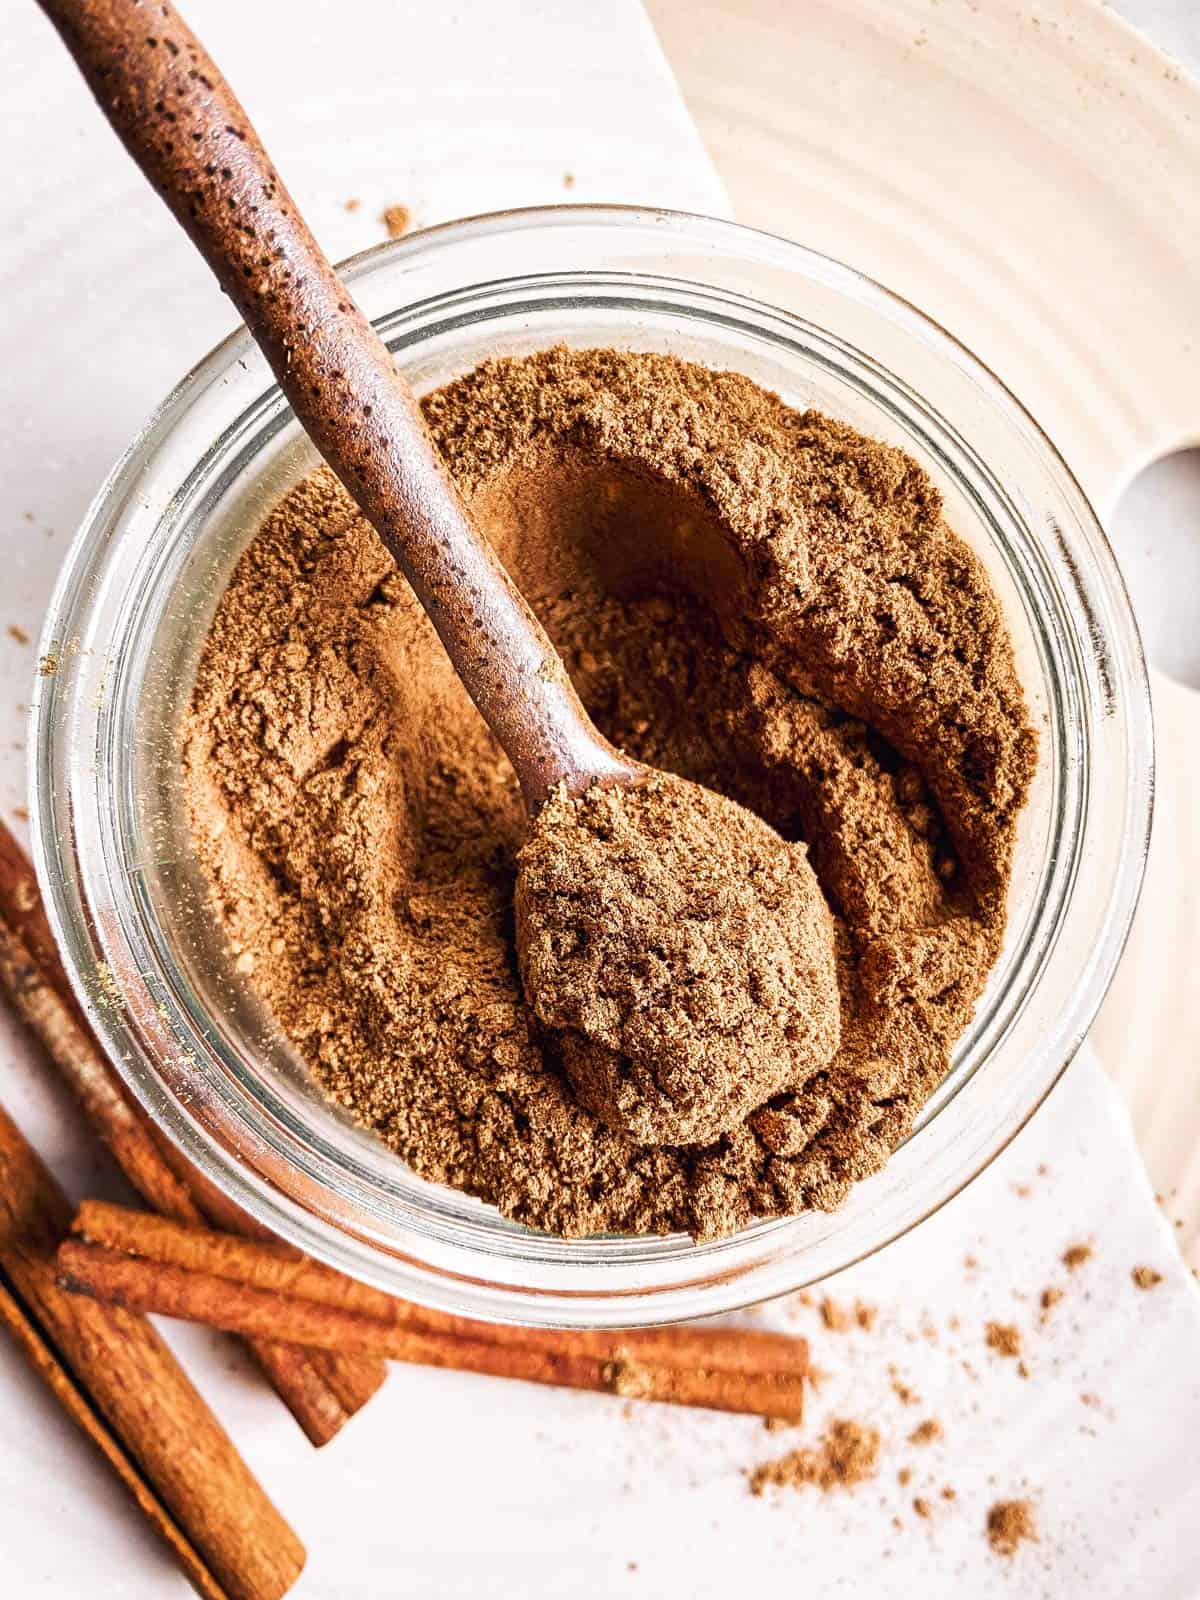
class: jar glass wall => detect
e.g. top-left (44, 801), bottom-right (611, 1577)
top-left (31, 209), bottom-right (1151, 1327)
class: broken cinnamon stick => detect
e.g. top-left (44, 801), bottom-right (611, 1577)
top-left (59, 1204), bottom-right (809, 1422)
top-left (0, 1101), bottom-right (303, 1600)
top-left (0, 820), bottom-right (384, 1443)
top-left (0, 1275), bottom-right (226, 1600)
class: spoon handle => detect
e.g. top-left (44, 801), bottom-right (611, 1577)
top-left (39, 0), bottom-right (638, 810)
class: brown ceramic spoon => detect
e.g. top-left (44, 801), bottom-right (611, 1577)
top-left (39, 0), bottom-right (642, 813)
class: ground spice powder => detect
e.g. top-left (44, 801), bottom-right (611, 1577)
top-left (749, 1418), bottom-right (881, 1496)
top-left (516, 774), bottom-right (841, 1146)
top-left (182, 347), bottom-right (1036, 1239)
top-left (986, 1498), bottom-right (1038, 1557)
top-left (985, 1321), bottom-right (1023, 1358)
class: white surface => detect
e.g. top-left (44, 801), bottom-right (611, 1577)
top-left (1, 1), bottom-right (1198, 1596)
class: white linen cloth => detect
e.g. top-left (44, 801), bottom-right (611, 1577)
top-left (1, 3), bottom-right (1195, 1594)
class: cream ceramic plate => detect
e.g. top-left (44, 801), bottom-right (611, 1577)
top-left (649, 0), bottom-right (1200, 1265)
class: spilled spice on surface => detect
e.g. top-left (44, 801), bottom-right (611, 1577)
top-left (183, 347), bottom-right (1036, 1239)
top-left (1062, 1243), bottom-right (1093, 1272)
top-left (889, 1369), bottom-right (919, 1406)
top-left (750, 1419), bottom-right (880, 1496)
top-left (820, 1298), bottom-right (852, 1333)
top-left (986, 1498), bottom-right (1038, 1557)
top-left (381, 203), bottom-right (411, 238)
top-left (985, 1322), bottom-right (1022, 1358)
top-left (908, 1417), bottom-right (943, 1446)
top-left (1131, 1265), bottom-right (1162, 1290)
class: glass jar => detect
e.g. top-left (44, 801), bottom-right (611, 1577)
top-left (31, 208), bottom-right (1152, 1327)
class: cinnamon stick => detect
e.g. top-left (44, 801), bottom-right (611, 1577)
top-left (0, 1276), bottom-right (226, 1600)
top-left (59, 1204), bottom-right (809, 1422)
top-left (0, 1101), bottom-right (303, 1600)
top-left (70, 1199), bottom-right (809, 1372)
top-left (0, 820), bottom-right (384, 1442)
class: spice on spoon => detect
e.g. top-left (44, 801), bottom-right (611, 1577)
top-left (516, 774), bottom-right (840, 1145)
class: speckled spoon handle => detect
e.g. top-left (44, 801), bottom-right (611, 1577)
top-left (38, 0), bottom-right (642, 812)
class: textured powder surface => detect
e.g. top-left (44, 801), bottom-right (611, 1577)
top-left (985, 1321), bottom-right (1023, 1358)
top-left (515, 775), bottom-right (840, 1145)
top-left (986, 1499), bottom-right (1038, 1557)
top-left (749, 1419), bottom-right (881, 1496)
top-left (182, 346), bottom-right (1037, 1240)
top-left (909, 1418), bottom-right (944, 1445)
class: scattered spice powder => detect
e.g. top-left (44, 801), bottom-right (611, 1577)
top-left (820, 1297), bottom-right (851, 1333)
top-left (897, 1467), bottom-right (913, 1487)
top-left (889, 1369), bottom-right (920, 1407)
top-left (854, 1301), bottom-right (878, 1331)
top-left (381, 203), bottom-right (411, 238)
top-left (11, 805), bottom-right (28, 823)
top-left (908, 1418), bottom-right (943, 1446)
top-left (343, 197), bottom-right (360, 212)
top-left (986, 1499), bottom-right (1038, 1557)
top-left (183, 347), bottom-right (1035, 1239)
top-left (749, 1419), bottom-right (881, 1496)
top-left (985, 1322), bottom-right (1022, 1358)
top-left (1131, 1265), bottom-right (1162, 1290)
top-left (563, 172), bottom-right (575, 189)
top-left (942, 1486), bottom-right (957, 1501)
top-left (1040, 1286), bottom-right (1063, 1313)
top-left (7, 624), bottom-right (29, 645)
top-left (1062, 1242), bottom-right (1093, 1271)
top-left (913, 1496), bottom-right (932, 1519)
